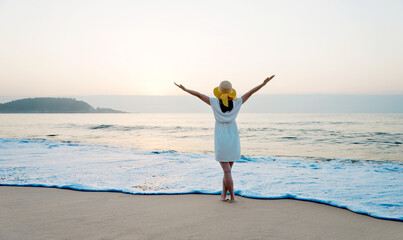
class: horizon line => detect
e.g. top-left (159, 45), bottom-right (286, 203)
top-left (1, 93), bottom-right (403, 98)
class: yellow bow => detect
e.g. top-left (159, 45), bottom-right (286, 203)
top-left (213, 87), bottom-right (237, 107)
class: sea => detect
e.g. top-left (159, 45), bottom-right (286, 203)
top-left (0, 113), bottom-right (402, 220)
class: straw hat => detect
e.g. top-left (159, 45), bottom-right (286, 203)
top-left (213, 81), bottom-right (237, 107)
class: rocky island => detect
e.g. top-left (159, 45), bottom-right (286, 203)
top-left (0, 98), bottom-right (125, 113)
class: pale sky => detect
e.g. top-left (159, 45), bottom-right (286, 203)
top-left (0, 0), bottom-right (402, 97)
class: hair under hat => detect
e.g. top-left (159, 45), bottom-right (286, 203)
top-left (214, 81), bottom-right (237, 107)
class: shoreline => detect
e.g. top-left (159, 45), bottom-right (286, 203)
top-left (1, 184), bottom-right (402, 222)
top-left (1, 186), bottom-right (402, 240)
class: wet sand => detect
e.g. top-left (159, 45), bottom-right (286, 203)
top-left (1, 186), bottom-right (402, 240)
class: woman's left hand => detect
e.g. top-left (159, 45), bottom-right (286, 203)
top-left (174, 82), bottom-right (186, 91)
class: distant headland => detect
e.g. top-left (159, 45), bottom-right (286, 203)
top-left (0, 98), bottom-right (125, 113)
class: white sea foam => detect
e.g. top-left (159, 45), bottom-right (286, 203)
top-left (1, 138), bottom-right (402, 221)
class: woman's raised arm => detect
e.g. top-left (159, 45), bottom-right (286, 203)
top-left (241, 75), bottom-right (275, 104)
top-left (174, 82), bottom-right (210, 105)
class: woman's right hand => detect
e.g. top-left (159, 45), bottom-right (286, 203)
top-left (263, 75), bottom-right (275, 85)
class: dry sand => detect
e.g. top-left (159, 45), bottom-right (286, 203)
top-left (1, 186), bottom-right (402, 240)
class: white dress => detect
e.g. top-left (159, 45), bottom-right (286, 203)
top-left (210, 97), bottom-right (243, 162)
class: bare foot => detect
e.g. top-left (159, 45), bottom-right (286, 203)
top-left (220, 195), bottom-right (228, 201)
top-left (228, 199), bottom-right (237, 203)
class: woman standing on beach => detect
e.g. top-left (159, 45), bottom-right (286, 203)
top-left (174, 75), bottom-right (275, 202)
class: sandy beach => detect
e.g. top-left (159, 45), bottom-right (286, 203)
top-left (0, 186), bottom-right (402, 240)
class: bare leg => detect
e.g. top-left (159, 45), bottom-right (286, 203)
top-left (221, 177), bottom-right (228, 201)
top-left (221, 162), bottom-right (234, 201)
top-left (220, 162), bottom-right (236, 202)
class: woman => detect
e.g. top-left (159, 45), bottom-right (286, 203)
top-left (174, 75), bottom-right (275, 202)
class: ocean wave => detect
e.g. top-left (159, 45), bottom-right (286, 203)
top-left (276, 121), bottom-right (363, 125)
top-left (0, 138), bottom-right (402, 221)
top-left (90, 124), bottom-right (114, 129)
top-left (87, 124), bottom-right (212, 132)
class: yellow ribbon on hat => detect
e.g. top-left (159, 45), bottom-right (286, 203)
top-left (213, 87), bottom-right (237, 107)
